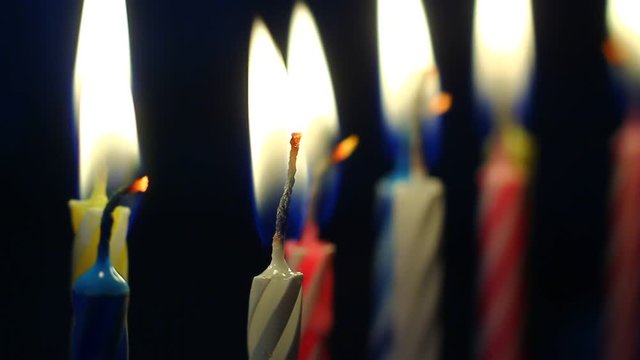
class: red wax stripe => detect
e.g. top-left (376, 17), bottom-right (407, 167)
top-left (477, 147), bottom-right (528, 360)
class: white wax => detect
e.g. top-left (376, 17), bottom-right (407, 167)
top-left (391, 174), bottom-right (444, 360)
top-left (248, 253), bottom-right (303, 360)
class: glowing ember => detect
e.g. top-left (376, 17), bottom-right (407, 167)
top-left (129, 176), bottom-right (149, 193)
top-left (331, 135), bottom-right (359, 163)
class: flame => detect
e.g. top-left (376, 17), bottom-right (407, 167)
top-left (287, 2), bottom-right (339, 170)
top-left (607, 0), bottom-right (640, 80)
top-left (332, 135), bottom-right (359, 163)
top-left (74, 0), bottom-right (140, 198)
top-left (473, 0), bottom-right (534, 110)
top-left (129, 176), bottom-right (149, 193)
top-left (377, 0), bottom-right (440, 131)
top-left (429, 92), bottom-right (453, 117)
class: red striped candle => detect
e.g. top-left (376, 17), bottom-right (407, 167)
top-left (477, 141), bottom-right (529, 360)
top-left (604, 117), bottom-right (640, 360)
top-left (285, 221), bottom-right (335, 360)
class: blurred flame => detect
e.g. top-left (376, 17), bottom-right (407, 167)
top-left (473, 0), bottom-right (534, 109)
top-left (377, 0), bottom-right (440, 131)
top-left (607, 0), bottom-right (640, 80)
top-left (332, 135), bottom-right (359, 163)
top-left (129, 176), bottom-right (149, 193)
top-left (74, 0), bottom-right (140, 198)
top-left (287, 2), bottom-right (339, 170)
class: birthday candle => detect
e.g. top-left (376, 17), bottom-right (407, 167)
top-left (71, 177), bottom-right (148, 360)
top-left (603, 2), bottom-right (640, 358)
top-left (372, 0), bottom-right (450, 358)
top-left (472, 0), bottom-right (535, 359)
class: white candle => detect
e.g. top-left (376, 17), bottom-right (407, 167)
top-left (247, 19), bottom-right (303, 359)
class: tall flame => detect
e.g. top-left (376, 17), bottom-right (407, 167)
top-left (607, 0), bottom-right (640, 81)
top-left (377, 0), bottom-right (440, 131)
top-left (473, 0), bottom-right (535, 110)
top-left (287, 2), bottom-right (339, 170)
top-left (74, 0), bottom-right (140, 198)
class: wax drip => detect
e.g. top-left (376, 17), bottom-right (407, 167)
top-left (97, 176), bottom-right (149, 263)
top-left (272, 133), bottom-right (302, 258)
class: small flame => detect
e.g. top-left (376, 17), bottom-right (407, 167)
top-left (429, 92), bottom-right (453, 117)
top-left (129, 176), bottom-right (149, 193)
top-left (473, 0), bottom-right (535, 110)
top-left (287, 2), bottom-right (339, 170)
top-left (607, 0), bottom-right (640, 80)
top-left (332, 135), bottom-right (359, 163)
top-left (377, 0), bottom-right (440, 131)
top-left (74, 0), bottom-right (140, 198)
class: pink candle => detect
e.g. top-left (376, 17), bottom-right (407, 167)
top-left (285, 221), bottom-right (335, 360)
top-left (604, 116), bottom-right (640, 360)
top-left (477, 140), bottom-right (529, 360)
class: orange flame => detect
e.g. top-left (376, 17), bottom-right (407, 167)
top-left (331, 135), bottom-right (359, 163)
top-left (429, 92), bottom-right (453, 116)
top-left (129, 176), bottom-right (149, 193)
top-left (603, 38), bottom-right (625, 66)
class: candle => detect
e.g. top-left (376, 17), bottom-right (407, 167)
top-left (247, 19), bottom-right (304, 360)
top-left (603, 2), bottom-right (640, 359)
top-left (283, 4), bottom-right (350, 359)
top-left (372, 0), bottom-right (450, 358)
top-left (71, 177), bottom-right (148, 360)
top-left (472, 0), bottom-right (535, 359)
top-left (69, 0), bottom-right (141, 358)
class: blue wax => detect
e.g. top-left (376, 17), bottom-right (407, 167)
top-left (71, 257), bottom-right (129, 360)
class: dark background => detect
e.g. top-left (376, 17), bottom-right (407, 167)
top-left (1, 0), bottom-right (623, 359)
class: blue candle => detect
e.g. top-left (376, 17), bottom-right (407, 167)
top-left (71, 176), bottom-right (148, 360)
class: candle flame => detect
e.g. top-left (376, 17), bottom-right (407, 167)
top-left (248, 18), bottom-right (308, 245)
top-left (473, 0), bottom-right (535, 110)
top-left (287, 2), bottom-right (339, 170)
top-left (607, 0), bottom-right (640, 81)
top-left (129, 176), bottom-right (149, 193)
top-left (332, 135), bottom-right (359, 163)
top-left (377, 0), bottom-right (440, 130)
top-left (74, 0), bottom-right (140, 198)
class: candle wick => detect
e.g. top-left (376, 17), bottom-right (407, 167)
top-left (411, 69), bottom-right (434, 177)
top-left (272, 133), bottom-right (302, 253)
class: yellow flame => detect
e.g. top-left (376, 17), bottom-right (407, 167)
top-left (607, 0), bottom-right (640, 81)
top-left (74, 0), bottom-right (140, 198)
top-left (377, 0), bottom-right (439, 130)
top-left (473, 0), bottom-right (534, 110)
top-left (332, 135), bottom-right (359, 163)
top-left (248, 19), bottom-right (302, 213)
top-left (287, 2), bottom-right (339, 169)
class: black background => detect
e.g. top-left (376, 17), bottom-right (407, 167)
top-left (1, 0), bottom-right (623, 359)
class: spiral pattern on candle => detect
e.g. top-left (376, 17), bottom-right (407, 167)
top-left (392, 176), bottom-right (444, 360)
top-left (605, 119), bottom-right (640, 360)
top-left (248, 274), bottom-right (303, 360)
top-left (477, 150), bottom-right (528, 360)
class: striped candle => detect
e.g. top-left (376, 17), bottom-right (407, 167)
top-left (477, 140), bottom-right (529, 360)
top-left (604, 117), bottom-right (640, 360)
top-left (285, 221), bottom-right (335, 360)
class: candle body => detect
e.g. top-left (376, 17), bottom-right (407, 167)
top-left (391, 175), bottom-right (444, 360)
top-left (477, 145), bottom-right (528, 360)
top-left (71, 259), bottom-right (129, 360)
top-left (605, 118), bottom-right (640, 360)
top-left (285, 222), bottom-right (335, 360)
top-left (69, 202), bottom-right (130, 283)
top-left (370, 177), bottom-right (395, 360)
top-left (248, 258), bottom-right (303, 360)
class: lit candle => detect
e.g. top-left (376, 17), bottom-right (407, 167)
top-left (247, 19), bottom-right (303, 360)
top-left (372, 0), bottom-right (450, 358)
top-left (472, 0), bottom-right (535, 359)
top-left (71, 177), bottom-right (148, 360)
top-left (603, 2), bottom-right (640, 359)
top-left (68, 0), bottom-right (141, 358)
top-left (283, 4), bottom-right (352, 359)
